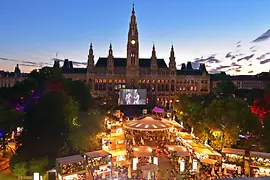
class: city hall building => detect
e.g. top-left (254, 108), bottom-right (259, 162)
top-left (57, 5), bottom-right (210, 105)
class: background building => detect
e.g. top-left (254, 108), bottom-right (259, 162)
top-left (59, 5), bottom-right (210, 106)
top-left (0, 64), bottom-right (27, 88)
top-left (211, 72), bottom-right (270, 90)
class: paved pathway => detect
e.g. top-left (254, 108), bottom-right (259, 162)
top-left (158, 154), bottom-right (174, 180)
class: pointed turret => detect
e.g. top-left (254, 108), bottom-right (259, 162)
top-left (53, 59), bottom-right (60, 68)
top-left (14, 64), bottom-right (21, 77)
top-left (169, 45), bottom-right (176, 70)
top-left (151, 44), bottom-right (157, 70)
top-left (108, 43), bottom-right (114, 70)
top-left (87, 43), bottom-right (94, 73)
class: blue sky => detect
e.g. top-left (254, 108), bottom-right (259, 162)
top-left (1, 0), bottom-right (270, 74)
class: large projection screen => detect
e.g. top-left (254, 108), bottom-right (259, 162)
top-left (120, 89), bottom-right (146, 105)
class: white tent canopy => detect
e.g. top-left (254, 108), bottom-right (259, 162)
top-left (124, 116), bottom-right (172, 131)
top-left (56, 155), bottom-right (84, 165)
top-left (165, 145), bottom-right (190, 157)
top-left (222, 148), bottom-right (245, 156)
top-left (133, 146), bottom-right (153, 157)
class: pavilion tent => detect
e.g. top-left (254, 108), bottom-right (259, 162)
top-left (152, 106), bottom-right (164, 113)
top-left (123, 116), bottom-right (172, 131)
top-left (165, 145), bottom-right (190, 157)
top-left (56, 155), bottom-right (84, 165)
top-left (222, 148), bottom-right (245, 156)
top-left (250, 151), bottom-right (270, 159)
top-left (133, 146), bottom-right (153, 157)
top-left (84, 150), bottom-right (111, 158)
top-left (201, 158), bottom-right (217, 165)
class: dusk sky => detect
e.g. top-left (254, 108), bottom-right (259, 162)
top-left (1, 0), bottom-right (270, 74)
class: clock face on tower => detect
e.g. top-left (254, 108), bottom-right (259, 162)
top-left (131, 40), bottom-right (136, 45)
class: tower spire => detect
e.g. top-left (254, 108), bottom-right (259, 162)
top-left (132, 3), bottom-right (135, 15)
top-left (87, 42), bottom-right (94, 72)
top-left (108, 43), bottom-right (113, 56)
top-left (169, 44), bottom-right (176, 70)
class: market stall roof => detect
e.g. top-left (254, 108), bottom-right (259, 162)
top-left (201, 158), bottom-right (217, 165)
top-left (105, 149), bottom-right (127, 157)
top-left (56, 155), bottom-right (84, 165)
top-left (178, 132), bottom-right (194, 140)
top-left (222, 148), bottom-right (245, 156)
top-left (152, 106), bottom-right (164, 113)
top-left (165, 145), bottom-right (190, 157)
top-left (123, 116), bottom-right (172, 131)
top-left (133, 146), bottom-right (153, 157)
top-left (84, 150), bottom-right (111, 158)
top-left (187, 141), bottom-right (205, 148)
top-left (193, 147), bottom-right (221, 156)
top-left (115, 160), bottom-right (131, 166)
top-left (250, 151), bottom-right (270, 159)
top-left (162, 119), bottom-right (183, 129)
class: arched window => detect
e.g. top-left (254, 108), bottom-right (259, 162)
top-left (171, 84), bottom-right (175, 91)
top-left (166, 84), bottom-right (169, 91)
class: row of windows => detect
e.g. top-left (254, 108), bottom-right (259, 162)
top-left (92, 79), bottom-right (209, 84)
top-left (0, 83), bottom-right (12, 87)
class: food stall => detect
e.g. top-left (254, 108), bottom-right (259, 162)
top-left (221, 148), bottom-right (245, 175)
top-left (56, 155), bottom-right (85, 180)
top-left (84, 150), bottom-right (112, 179)
top-left (132, 146), bottom-right (158, 179)
top-left (250, 151), bottom-right (270, 177)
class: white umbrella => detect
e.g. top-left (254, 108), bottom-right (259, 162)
top-left (238, 166), bottom-right (241, 175)
top-left (211, 167), bottom-right (215, 176)
top-left (128, 165), bottom-right (132, 178)
top-left (148, 172), bottom-right (151, 180)
top-left (141, 137), bottom-right (144, 145)
top-left (133, 137), bottom-right (136, 145)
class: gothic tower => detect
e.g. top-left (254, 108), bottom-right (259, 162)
top-left (107, 43), bottom-right (114, 74)
top-left (127, 4), bottom-right (139, 69)
top-left (169, 45), bottom-right (176, 74)
top-left (87, 43), bottom-right (94, 73)
top-left (151, 44), bottom-right (157, 71)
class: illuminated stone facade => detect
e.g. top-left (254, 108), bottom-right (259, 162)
top-left (0, 64), bottom-right (26, 88)
top-left (60, 5), bottom-right (210, 105)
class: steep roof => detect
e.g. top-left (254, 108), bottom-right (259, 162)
top-left (95, 57), bottom-right (168, 68)
top-left (176, 69), bottom-right (204, 75)
top-left (62, 68), bottom-right (87, 74)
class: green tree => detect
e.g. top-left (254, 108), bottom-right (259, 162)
top-left (68, 109), bottom-right (104, 152)
top-left (64, 80), bottom-right (92, 111)
top-left (214, 79), bottom-right (237, 97)
top-left (11, 91), bottom-right (78, 169)
top-left (263, 114), bottom-right (270, 152)
top-left (12, 162), bottom-right (28, 180)
top-left (0, 100), bottom-right (23, 152)
top-left (29, 157), bottom-right (49, 175)
top-left (173, 94), bottom-right (203, 126)
top-left (204, 98), bottom-right (261, 150)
